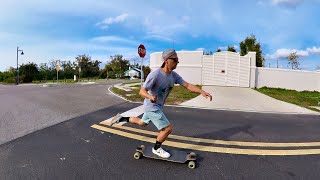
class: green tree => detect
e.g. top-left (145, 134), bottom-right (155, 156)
top-left (287, 51), bottom-right (300, 70)
top-left (216, 48), bottom-right (222, 52)
top-left (99, 64), bottom-right (113, 79)
top-left (142, 66), bottom-right (151, 80)
top-left (61, 61), bottom-right (75, 79)
top-left (239, 35), bottom-right (265, 67)
top-left (0, 71), bottom-right (3, 82)
top-left (204, 51), bottom-right (213, 55)
top-left (48, 60), bottom-right (58, 80)
top-left (108, 55), bottom-right (130, 78)
top-left (19, 62), bottom-right (39, 83)
top-left (75, 55), bottom-right (101, 79)
top-left (38, 63), bottom-right (53, 81)
top-left (0, 67), bottom-right (16, 83)
top-left (227, 46), bottom-right (236, 52)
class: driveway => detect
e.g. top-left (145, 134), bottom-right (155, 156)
top-left (180, 86), bottom-right (319, 115)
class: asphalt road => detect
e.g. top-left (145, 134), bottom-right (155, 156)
top-left (0, 80), bottom-right (126, 145)
top-left (0, 83), bottom-right (320, 179)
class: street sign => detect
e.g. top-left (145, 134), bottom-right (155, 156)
top-left (138, 44), bottom-right (146, 86)
top-left (138, 44), bottom-right (146, 58)
top-left (56, 65), bottom-right (60, 71)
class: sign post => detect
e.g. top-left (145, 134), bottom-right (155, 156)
top-left (79, 67), bottom-right (81, 82)
top-left (56, 60), bottom-right (60, 83)
top-left (138, 44), bottom-right (146, 86)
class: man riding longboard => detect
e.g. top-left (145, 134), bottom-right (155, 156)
top-left (111, 49), bottom-right (212, 158)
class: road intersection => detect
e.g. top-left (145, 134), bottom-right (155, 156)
top-left (0, 82), bottom-right (320, 179)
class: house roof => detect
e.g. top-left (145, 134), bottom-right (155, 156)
top-left (124, 66), bottom-right (142, 74)
top-left (131, 67), bottom-right (142, 72)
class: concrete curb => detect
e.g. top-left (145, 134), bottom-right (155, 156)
top-left (109, 85), bottom-right (319, 115)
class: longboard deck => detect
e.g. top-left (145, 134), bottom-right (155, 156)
top-left (141, 146), bottom-right (190, 163)
top-left (134, 145), bottom-right (197, 169)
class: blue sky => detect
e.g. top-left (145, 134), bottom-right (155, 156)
top-left (1, 0), bottom-right (320, 71)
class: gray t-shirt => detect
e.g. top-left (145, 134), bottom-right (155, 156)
top-left (142, 68), bottom-right (185, 112)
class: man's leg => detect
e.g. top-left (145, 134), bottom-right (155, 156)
top-left (153, 124), bottom-right (172, 158)
top-left (156, 124), bottom-right (173, 143)
top-left (129, 117), bottom-right (147, 126)
top-left (110, 114), bottom-right (147, 126)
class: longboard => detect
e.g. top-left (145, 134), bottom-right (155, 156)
top-left (133, 145), bottom-right (197, 169)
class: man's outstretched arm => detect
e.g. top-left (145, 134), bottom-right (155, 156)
top-left (182, 82), bottom-right (212, 101)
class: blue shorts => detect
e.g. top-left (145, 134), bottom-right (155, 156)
top-left (141, 110), bottom-right (170, 130)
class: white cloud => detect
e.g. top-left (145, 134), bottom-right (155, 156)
top-left (257, 1), bottom-right (267, 6)
top-left (306, 46), bottom-right (320, 54)
top-left (96, 13), bottom-right (129, 29)
top-left (90, 36), bottom-right (137, 45)
top-left (143, 16), bottom-right (188, 40)
top-left (266, 48), bottom-right (309, 60)
top-left (266, 46), bottom-right (320, 60)
top-left (196, 48), bottom-right (205, 51)
top-left (272, 0), bottom-right (304, 8)
top-left (144, 34), bottom-right (174, 42)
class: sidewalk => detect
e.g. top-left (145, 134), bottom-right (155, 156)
top-left (180, 86), bottom-right (319, 115)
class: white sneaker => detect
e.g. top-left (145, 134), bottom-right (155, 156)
top-left (110, 113), bottom-right (122, 126)
top-left (152, 147), bottom-right (171, 158)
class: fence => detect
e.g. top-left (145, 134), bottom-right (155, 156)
top-left (149, 51), bottom-right (320, 92)
top-left (255, 67), bottom-right (320, 91)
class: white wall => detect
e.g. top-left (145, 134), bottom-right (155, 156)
top-left (150, 51), bottom-right (203, 84)
top-left (149, 50), bottom-right (320, 92)
top-left (256, 67), bottom-right (320, 91)
top-left (248, 52), bottom-right (257, 88)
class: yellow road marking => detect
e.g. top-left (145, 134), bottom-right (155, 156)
top-left (100, 122), bottom-right (320, 148)
top-left (92, 124), bottom-right (320, 156)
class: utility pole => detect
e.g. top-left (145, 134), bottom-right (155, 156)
top-left (16, 47), bottom-right (24, 85)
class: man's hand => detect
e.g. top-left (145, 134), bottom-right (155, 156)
top-left (182, 82), bottom-right (213, 101)
top-left (201, 92), bottom-right (212, 101)
top-left (149, 96), bottom-right (158, 103)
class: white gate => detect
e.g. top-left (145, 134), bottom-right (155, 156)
top-left (203, 52), bottom-right (250, 87)
top-left (212, 52), bottom-right (226, 86)
top-left (202, 55), bottom-right (214, 85)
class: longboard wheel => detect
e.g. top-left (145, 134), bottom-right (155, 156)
top-left (188, 161), bottom-right (196, 169)
top-left (189, 152), bottom-right (196, 159)
top-left (134, 152), bottom-right (142, 160)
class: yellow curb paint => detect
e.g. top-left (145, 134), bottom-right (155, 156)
top-left (92, 124), bottom-right (320, 156)
top-left (100, 122), bottom-right (320, 148)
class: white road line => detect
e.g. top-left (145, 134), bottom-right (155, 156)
top-left (108, 85), bottom-right (134, 102)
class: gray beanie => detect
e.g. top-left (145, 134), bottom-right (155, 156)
top-left (162, 49), bottom-right (177, 61)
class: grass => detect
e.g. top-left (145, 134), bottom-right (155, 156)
top-left (32, 79), bottom-right (77, 84)
top-left (112, 85), bottom-right (201, 105)
top-left (255, 87), bottom-right (320, 112)
top-left (32, 78), bottom-right (110, 84)
top-left (123, 80), bottom-right (142, 84)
